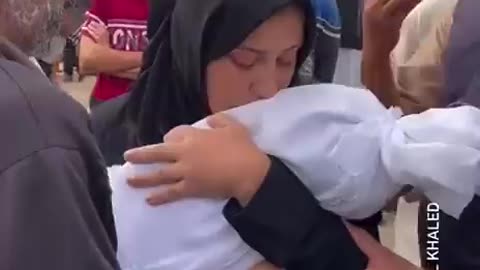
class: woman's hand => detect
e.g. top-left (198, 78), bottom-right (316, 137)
top-left (124, 114), bottom-right (271, 206)
top-left (347, 224), bottom-right (420, 270)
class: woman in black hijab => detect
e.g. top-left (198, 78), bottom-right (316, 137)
top-left (92, 0), bottom-right (370, 269)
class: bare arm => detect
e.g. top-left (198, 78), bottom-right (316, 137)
top-left (361, 48), bottom-right (400, 108)
top-left (78, 36), bottom-right (142, 76)
top-left (112, 67), bottom-right (141, 80)
top-left (251, 261), bottom-right (279, 270)
top-left (362, 0), bottom-right (423, 114)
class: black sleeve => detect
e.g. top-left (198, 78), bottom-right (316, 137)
top-left (439, 196), bottom-right (480, 270)
top-left (0, 147), bottom-right (118, 270)
top-left (223, 156), bottom-right (368, 270)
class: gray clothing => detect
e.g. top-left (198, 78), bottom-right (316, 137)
top-left (0, 36), bottom-right (118, 270)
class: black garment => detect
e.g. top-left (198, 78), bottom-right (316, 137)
top-left (336, 0), bottom-right (362, 49)
top-left (37, 58), bottom-right (53, 78)
top-left (63, 38), bottom-right (77, 77)
top-left (312, 26), bottom-right (340, 82)
top-left (440, 196), bottom-right (480, 270)
top-left (224, 156), bottom-right (368, 269)
top-left (0, 37), bottom-right (118, 270)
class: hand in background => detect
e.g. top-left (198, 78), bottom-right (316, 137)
top-left (89, 22), bottom-right (110, 46)
top-left (363, 0), bottom-right (420, 55)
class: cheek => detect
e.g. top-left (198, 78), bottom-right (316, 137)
top-left (206, 59), bottom-right (255, 113)
top-left (278, 67), bottom-right (296, 88)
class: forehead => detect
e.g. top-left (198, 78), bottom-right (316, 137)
top-left (241, 6), bottom-right (305, 50)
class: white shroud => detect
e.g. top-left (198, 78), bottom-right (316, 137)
top-left (109, 84), bottom-right (480, 270)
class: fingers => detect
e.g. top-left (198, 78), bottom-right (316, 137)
top-left (85, 27), bottom-right (101, 41)
top-left (127, 163), bottom-right (183, 188)
top-left (87, 22), bottom-right (108, 43)
top-left (146, 181), bottom-right (188, 205)
top-left (207, 113), bottom-right (251, 137)
top-left (124, 144), bottom-right (180, 164)
top-left (346, 224), bottom-right (383, 258)
top-left (90, 22), bottom-right (107, 33)
top-left (164, 125), bottom-right (196, 143)
top-left (207, 113), bottom-right (241, 129)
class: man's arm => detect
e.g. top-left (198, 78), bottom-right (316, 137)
top-left (0, 147), bottom-right (118, 270)
top-left (361, 0), bottom-right (422, 113)
top-left (361, 47), bottom-right (401, 107)
top-left (78, 36), bottom-right (142, 76)
top-left (223, 156), bottom-right (368, 270)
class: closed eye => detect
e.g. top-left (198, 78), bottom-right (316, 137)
top-left (277, 50), bottom-right (297, 67)
top-left (229, 49), bottom-right (260, 69)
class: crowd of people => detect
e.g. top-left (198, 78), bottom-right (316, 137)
top-left (1, 0), bottom-right (479, 269)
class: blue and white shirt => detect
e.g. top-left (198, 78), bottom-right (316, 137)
top-left (311, 0), bottom-right (342, 38)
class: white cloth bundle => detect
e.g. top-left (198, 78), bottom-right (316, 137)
top-left (109, 84), bottom-right (480, 270)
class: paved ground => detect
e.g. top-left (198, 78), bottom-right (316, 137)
top-left (61, 75), bottom-right (421, 266)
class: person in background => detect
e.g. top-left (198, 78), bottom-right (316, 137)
top-left (63, 24), bottom-right (83, 82)
top-left (333, 0), bottom-right (364, 87)
top-left (63, 0), bottom-right (89, 82)
top-left (33, 0), bottom-right (81, 82)
top-left (299, 0), bottom-right (341, 83)
top-left (35, 36), bottom-right (67, 82)
top-left (390, 0), bottom-right (457, 113)
top-left (0, 0), bottom-right (118, 269)
top-left (388, 1), bottom-right (458, 269)
top-left (78, 0), bottom-right (148, 108)
top-left (362, 0), bottom-right (419, 109)
top-left (363, 0), bottom-right (480, 269)
top-left (440, 0), bottom-right (480, 269)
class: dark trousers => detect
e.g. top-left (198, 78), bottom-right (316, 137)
top-left (37, 59), bottom-right (53, 79)
top-left (312, 28), bottom-right (340, 83)
top-left (63, 39), bottom-right (77, 76)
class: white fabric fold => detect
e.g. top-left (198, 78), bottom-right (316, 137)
top-left (109, 84), bottom-right (480, 270)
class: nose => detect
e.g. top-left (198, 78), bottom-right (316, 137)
top-left (251, 66), bottom-right (279, 99)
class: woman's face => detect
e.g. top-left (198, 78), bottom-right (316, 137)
top-left (206, 6), bottom-right (305, 113)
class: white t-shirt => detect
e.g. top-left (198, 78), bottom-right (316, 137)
top-left (109, 84), bottom-right (480, 270)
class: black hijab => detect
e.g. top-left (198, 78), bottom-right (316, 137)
top-left (126, 0), bottom-right (316, 146)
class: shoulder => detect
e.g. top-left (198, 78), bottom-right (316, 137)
top-left (90, 93), bottom-right (129, 138)
top-left (0, 59), bottom-right (92, 170)
top-left (91, 94), bottom-right (133, 166)
top-left (312, 0), bottom-right (341, 30)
